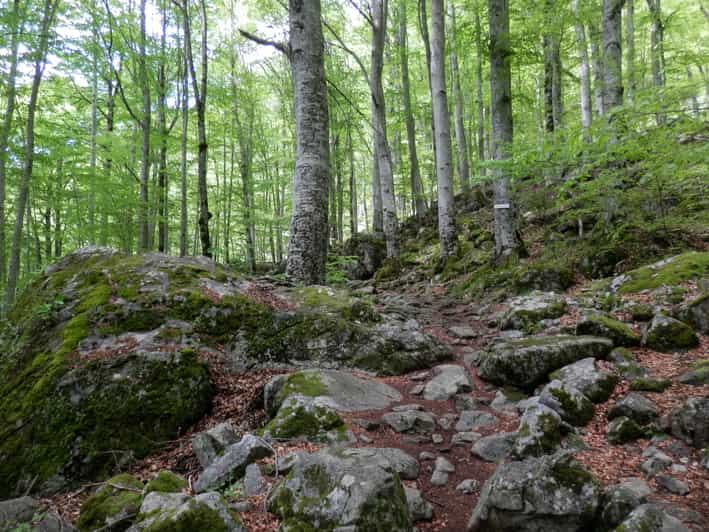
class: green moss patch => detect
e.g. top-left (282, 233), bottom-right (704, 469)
top-left (77, 473), bottom-right (144, 532)
top-left (145, 471), bottom-right (188, 494)
top-left (616, 252), bottom-right (709, 295)
top-left (629, 378), bottom-right (672, 393)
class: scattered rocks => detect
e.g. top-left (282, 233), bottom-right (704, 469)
top-left (468, 452), bottom-right (601, 532)
top-left (655, 474), bottom-right (690, 495)
top-left (448, 326), bottom-right (478, 339)
top-left (643, 315), bottom-right (699, 352)
top-left (455, 410), bottom-right (497, 431)
top-left (422, 364), bottom-right (473, 401)
top-left (608, 417), bottom-right (646, 444)
top-left (478, 335), bottom-right (613, 390)
top-left (677, 293), bottom-right (709, 334)
top-left (641, 450), bottom-right (672, 477)
top-left (191, 422), bottom-right (240, 468)
top-left (452, 431), bottom-right (482, 446)
top-left (599, 482), bottom-right (648, 529)
top-left (405, 487), bottom-right (433, 522)
top-left (678, 360), bottom-right (709, 386)
top-left (470, 432), bottom-right (517, 462)
top-left (195, 434), bottom-right (273, 493)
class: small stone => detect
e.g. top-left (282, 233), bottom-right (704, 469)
top-left (359, 435), bottom-right (373, 444)
top-left (437, 413), bottom-right (457, 430)
top-left (231, 501), bottom-right (253, 513)
top-left (434, 457), bottom-right (455, 473)
top-left (432, 434), bottom-right (444, 444)
top-left (451, 432), bottom-right (482, 446)
top-left (455, 410), bottom-right (496, 431)
top-left (419, 451), bottom-right (436, 461)
top-left (392, 404), bottom-right (424, 412)
top-left (471, 432), bottom-right (517, 462)
top-left (449, 326), bottom-right (478, 339)
top-left (656, 475), bottom-right (690, 495)
top-left (411, 372), bottom-right (429, 382)
top-left (641, 451), bottom-right (672, 478)
top-left (353, 418), bottom-right (380, 431)
top-left (410, 384), bottom-right (425, 395)
top-left (671, 464), bottom-right (687, 474)
top-left (243, 463), bottom-right (265, 496)
top-left (454, 395), bottom-right (477, 411)
top-left (455, 479), bottom-right (480, 494)
top-left (404, 487), bottom-right (433, 522)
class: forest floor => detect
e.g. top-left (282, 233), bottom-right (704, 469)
top-left (42, 273), bottom-right (709, 532)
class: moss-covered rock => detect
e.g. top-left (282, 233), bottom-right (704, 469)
top-left (539, 380), bottom-right (595, 426)
top-left (643, 315), bottom-right (699, 351)
top-left (678, 359), bottom-right (709, 386)
top-left (502, 292), bottom-right (567, 333)
top-left (77, 474), bottom-right (144, 532)
top-left (629, 378), bottom-right (671, 393)
top-left (678, 292), bottom-right (709, 334)
top-left (342, 233), bottom-right (387, 280)
top-left (144, 471), bottom-right (187, 494)
top-left (130, 492), bottom-right (245, 532)
top-left (261, 397), bottom-right (348, 443)
top-left (576, 314), bottom-right (640, 347)
top-left (607, 416), bottom-right (646, 444)
top-left (611, 252), bottom-right (709, 295)
top-left (627, 303), bottom-right (654, 322)
top-left (514, 403), bottom-right (564, 458)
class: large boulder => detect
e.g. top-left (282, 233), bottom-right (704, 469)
top-left (513, 403), bottom-right (564, 458)
top-left (608, 393), bottom-right (658, 425)
top-left (669, 397), bottom-right (709, 449)
top-left (678, 293), bottom-right (709, 334)
top-left (195, 434), bottom-right (273, 493)
top-left (643, 315), bottom-right (699, 351)
top-left (501, 292), bottom-right (567, 332)
top-left (612, 504), bottom-right (689, 532)
top-left (77, 473), bottom-right (144, 531)
top-left (550, 358), bottom-right (618, 402)
top-left (478, 335), bottom-right (613, 390)
top-left (539, 380), bottom-right (594, 426)
top-left (422, 364), bottom-right (473, 401)
top-left (342, 233), bottom-right (387, 280)
top-left (468, 452), bottom-right (602, 532)
top-left (268, 446), bottom-right (413, 531)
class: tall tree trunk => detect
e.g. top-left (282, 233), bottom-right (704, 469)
top-left (625, 0), bottom-right (635, 103)
top-left (371, 0), bottom-right (399, 259)
top-left (179, 41), bottom-right (189, 257)
top-left (347, 125), bottom-right (358, 235)
top-left (399, 0), bottom-right (425, 219)
top-left (183, 0), bottom-right (211, 256)
top-left (449, 1), bottom-right (470, 190)
top-left (157, 0), bottom-right (169, 253)
top-left (687, 67), bottom-right (700, 117)
top-left (138, 0), bottom-right (151, 251)
top-left (100, 77), bottom-right (115, 247)
top-left (543, 0), bottom-right (563, 132)
top-left (6, 0), bottom-right (57, 306)
top-left (431, 0), bottom-right (457, 259)
top-left (601, 0), bottom-right (624, 117)
top-left (474, 2), bottom-right (486, 176)
top-left (418, 0), bottom-right (438, 170)
top-left (589, 20), bottom-right (604, 116)
top-left (572, 0), bottom-right (593, 142)
top-left (285, 0), bottom-right (330, 284)
top-left (647, 0), bottom-right (665, 125)
top-left (488, 0), bottom-right (524, 261)
top-left (0, 0), bottom-right (23, 291)
top-left (88, 23), bottom-right (98, 244)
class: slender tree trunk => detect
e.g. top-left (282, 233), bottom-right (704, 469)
top-left (157, 1), bottom-right (168, 253)
top-left (431, 0), bottom-right (457, 259)
top-left (88, 24), bottom-right (98, 244)
top-left (347, 125), bottom-right (358, 235)
top-left (488, 0), bottom-right (524, 262)
top-left (687, 67), bottom-right (700, 117)
top-left (100, 78), bottom-right (115, 247)
top-left (572, 0), bottom-right (593, 142)
top-left (601, 0), bottom-right (624, 117)
top-left (179, 43), bottom-right (189, 257)
top-left (589, 20), bottom-right (604, 116)
top-left (285, 0), bottom-right (330, 284)
top-left (0, 0), bottom-right (23, 291)
top-left (6, 0), bottom-right (57, 306)
top-left (647, 0), bottom-right (665, 125)
top-left (138, 0), bottom-right (151, 251)
top-left (54, 159), bottom-right (63, 257)
top-left (474, 3), bottom-right (486, 177)
top-left (449, 1), bottom-right (470, 190)
top-left (183, 0), bottom-right (211, 256)
top-left (371, 0), bottom-right (398, 259)
top-left (419, 0), bottom-right (437, 169)
top-left (625, 0), bottom-right (635, 103)
top-left (399, 0), bottom-right (425, 219)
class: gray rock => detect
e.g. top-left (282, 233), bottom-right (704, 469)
top-left (454, 395), bottom-right (478, 411)
top-left (539, 380), bottom-right (595, 426)
top-left (612, 504), bottom-right (689, 532)
top-left (576, 314), bottom-right (640, 347)
top-left (267, 446), bottom-right (413, 531)
top-left (470, 432), bottom-right (517, 462)
top-left (432, 434), bottom-right (444, 444)
top-left (405, 487), bottom-right (433, 522)
top-left (191, 422), bottom-right (239, 468)
top-left (431, 457), bottom-right (455, 486)
top-left (195, 434), bottom-right (273, 493)
top-left (456, 479), bottom-right (480, 494)
top-left (337, 447), bottom-right (419, 480)
top-left (478, 335), bottom-right (613, 390)
top-left (382, 409), bottom-right (436, 433)
top-left (501, 292), bottom-right (567, 332)
top-left (643, 315), bottom-right (699, 352)
top-left (678, 293), bottom-right (709, 334)
top-left (490, 390), bottom-right (522, 412)
top-left (262, 395), bottom-right (351, 444)
top-left (392, 403), bottom-right (424, 412)
top-left (677, 360), bottom-right (709, 386)
top-left (619, 478), bottom-right (653, 498)
top-left (468, 452), bottom-right (602, 532)
top-left (655, 475), bottom-right (689, 495)
top-left (452, 431), bottom-right (482, 446)
top-left (419, 451), bottom-right (436, 461)
top-left (552, 357), bottom-right (619, 402)
top-left (0, 497), bottom-right (77, 532)
top-left (455, 410), bottom-right (497, 431)
top-left (641, 451), bottom-right (672, 477)
top-left (600, 483), bottom-right (648, 529)
top-left (608, 393), bottom-right (658, 425)
top-left (608, 416), bottom-right (646, 444)
top-left (422, 364), bottom-right (473, 401)
top-left (669, 397), bottom-right (709, 448)
top-left (449, 326), bottom-right (478, 339)
top-left (514, 403), bottom-right (563, 458)
top-left (243, 463), bottom-right (265, 496)
top-left (437, 413), bottom-right (458, 430)
top-left (264, 369), bottom-right (402, 416)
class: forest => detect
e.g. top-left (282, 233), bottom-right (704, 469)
top-left (0, 0), bottom-right (708, 531)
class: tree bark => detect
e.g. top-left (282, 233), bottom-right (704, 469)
top-left (572, 0), bottom-right (593, 142)
top-left (179, 31), bottom-right (189, 257)
top-left (399, 0), bottom-right (426, 219)
top-left (601, 0), bottom-right (624, 116)
top-left (431, 0), bottom-right (457, 259)
top-left (370, 0), bottom-right (399, 259)
top-left (647, 0), bottom-right (665, 125)
top-left (589, 20), bottom-right (604, 116)
top-left (448, 1), bottom-right (470, 190)
top-left (6, 0), bottom-right (58, 306)
top-left (418, 0), bottom-right (437, 170)
top-left (488, 0), bottom-right (524, 261)
top-left (347, 125), bottom-right (358, 235)
top-left (157, 0), bottom-right (169, 253)
top-left (285, 0), bottom-right (330, 284)
top-left (138, 0), bottom-right (151, 251)
top-left (625, 0), bottom-right (635, 103)
top-left (474, 2), bottom-right (486, 176)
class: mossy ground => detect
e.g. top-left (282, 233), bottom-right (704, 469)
top-left (145, 471), bottom-right (187, 494)
top-left (76, 473), bottom-right (144, 532)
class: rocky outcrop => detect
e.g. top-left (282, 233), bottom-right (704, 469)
top-left (191, 422), bottom-right (240, 469)
top-left (513, 403), bottom-right (564, 457)
top-left (478, 335), bottom-right (613, 390)
top-left (468, 452), bottom-right (602, 532)
top-left (268, 446), bottom-right (414, 531)
top-left (643, 315), bottom-right (699, 351)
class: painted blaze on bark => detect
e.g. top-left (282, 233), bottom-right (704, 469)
top-left (286, 0), bottom-right (330, 284)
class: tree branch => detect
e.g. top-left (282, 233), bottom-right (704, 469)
top-left (238, 29), bottom-right (289, 57)
top-left (322, 19), bottom-right (370, 84)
